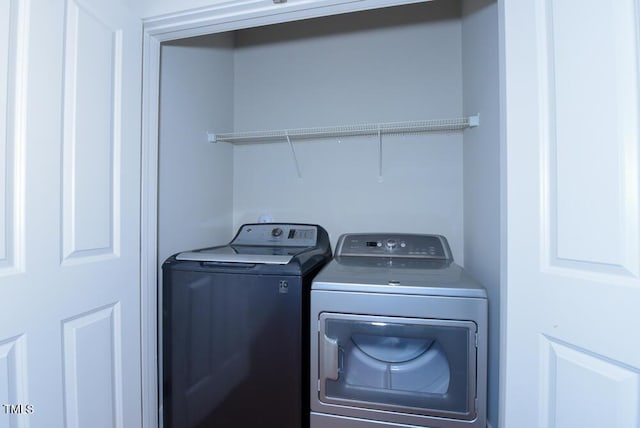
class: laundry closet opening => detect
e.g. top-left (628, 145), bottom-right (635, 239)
top-left (156, 0), bottom-right (500, 425)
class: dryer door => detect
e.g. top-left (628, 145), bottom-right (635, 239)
top-left (318, 313), bottom-right (478, 420)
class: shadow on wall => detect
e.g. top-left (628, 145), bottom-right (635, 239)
top-left (236, 1), bottom-right (463, 48)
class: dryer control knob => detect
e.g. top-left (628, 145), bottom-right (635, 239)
top-left (272, 227), bottom-right (283, 237)
top-left (386, 239), bottom-right (397, 250)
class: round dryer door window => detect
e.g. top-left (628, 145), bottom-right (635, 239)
top-left (346, 335), bottom-right (450, 394)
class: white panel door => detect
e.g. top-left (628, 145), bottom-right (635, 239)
top-left (502, 0), bottom-right (640, 427)
top-left (0, 0), bottom-right (142, 427)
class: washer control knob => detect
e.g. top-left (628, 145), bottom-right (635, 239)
top-left (271, 227), bottom-right (283, 237)
top-left (386, 239), bottom-right (397, 250)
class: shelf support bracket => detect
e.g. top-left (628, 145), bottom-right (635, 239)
top-left (378, 127), bottom-right (383, 182)
top-left (286, 132), bottom-right (302, 178)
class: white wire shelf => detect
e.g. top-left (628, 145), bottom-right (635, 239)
top-left (207, 115), bottom-right (479, 144)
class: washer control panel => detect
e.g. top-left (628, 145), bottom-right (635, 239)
top-left (335, 233), bottom-right (452, 260)
top-left (231, 223), bottom-right (318, 247)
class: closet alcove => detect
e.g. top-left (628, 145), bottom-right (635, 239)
top-left (156, 0), bottom-right (499, 425)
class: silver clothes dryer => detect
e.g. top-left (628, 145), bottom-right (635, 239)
top-left (310, 233), bottom-right (487, 428)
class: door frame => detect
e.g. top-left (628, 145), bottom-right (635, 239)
top-left (139, 1), bottom-right (433, 426)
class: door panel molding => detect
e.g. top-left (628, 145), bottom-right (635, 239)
top-left (540, 335), bottom-right (640, 428)
top-left (539, 0), bottom-right (640, 278)
top-left (62, 303), bottom-right (123, 428)
top-left (0, 0), bottom-right (27, 275)
top-left (0, 334), bottom-right (28, 426)
top-left (61, 0), bottom-right (122, 265)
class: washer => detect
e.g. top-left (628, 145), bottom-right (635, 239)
top-left (162, 223), bottom-right (331, 428)
top-left (310, 233), bottom-right (487, 428)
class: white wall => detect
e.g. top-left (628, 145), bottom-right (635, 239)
top-left (231, 2), bottom-right (466, 260)
top-left (158, 34), bottom-right (235, 265)
top-left (461, 0), bottom-right (500, 426)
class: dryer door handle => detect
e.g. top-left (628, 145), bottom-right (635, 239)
top-left (321, 335), bottom-right (340, 381)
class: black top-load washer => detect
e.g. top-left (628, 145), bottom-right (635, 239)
top-left (162, 223), bottom-right (331, 428)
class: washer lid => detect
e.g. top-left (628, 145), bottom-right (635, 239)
top-left (174, 223), bottom-right (324, 264)
top-left (176, 245), bottom-right (298, 264)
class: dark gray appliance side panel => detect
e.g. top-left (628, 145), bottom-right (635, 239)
top-left (163, 268), bottom-right (303, 428)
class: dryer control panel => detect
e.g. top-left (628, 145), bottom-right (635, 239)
top-left (335, 233), bottom-right (452, 260)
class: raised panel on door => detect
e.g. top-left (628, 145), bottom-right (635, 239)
top-left (0, 335), bottom-right (29, 427)
top-left (0, 0), bottom-right (26, 275)
top-left (542, 0), bottom-right (640, 278)
top-left (540, 337), bottom-right (640, 428)
top-left (62, 305), bottom-right (123, 428)
top-left (0, 0), bottom-right (9, 267)
top-left (62, 0), bottom-right (124, 264)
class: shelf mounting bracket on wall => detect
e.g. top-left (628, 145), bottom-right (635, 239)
top-left (286, 132), bottom-right (302, 178)
top-left (378, 126), bottom-right (383, 182)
